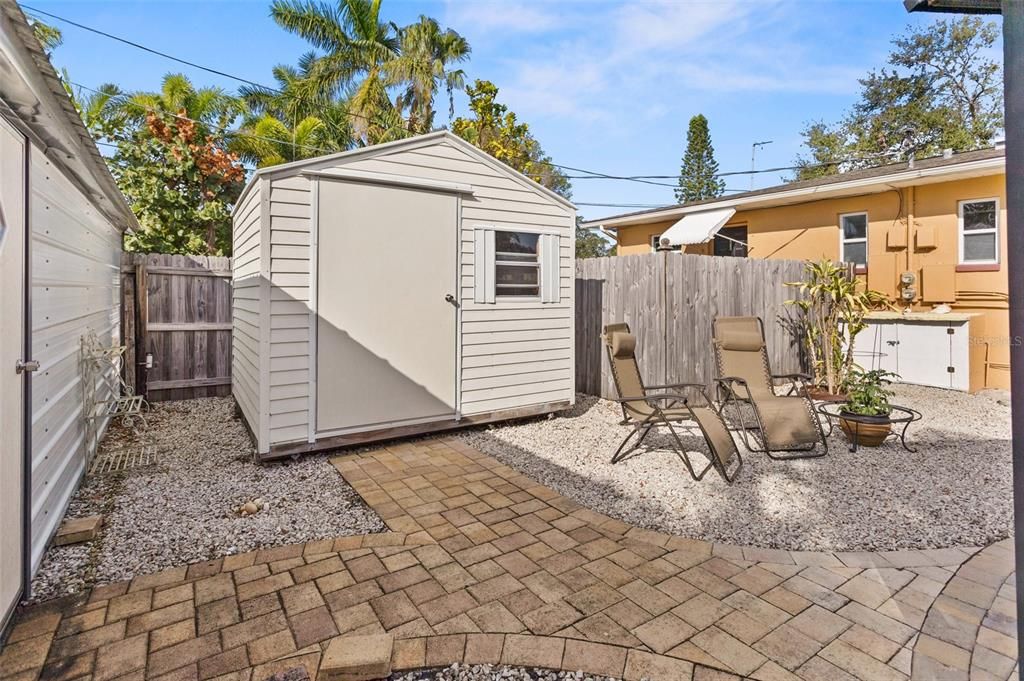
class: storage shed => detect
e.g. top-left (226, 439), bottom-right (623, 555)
top-left (1, 0), bottom-right (137, 629)
top-left (232, 131), bottom-right (576, 460)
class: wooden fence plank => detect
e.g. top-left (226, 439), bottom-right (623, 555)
top-left (575, 252), bottom-right (809, 398)
top-left (122, 253), bottom-right (233, 402)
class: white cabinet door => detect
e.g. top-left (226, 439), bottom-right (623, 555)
top-left (895, 322), bottom-right (951, 389)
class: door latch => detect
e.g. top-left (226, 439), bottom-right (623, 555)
top-left (16, 359), bottom-right (40, 374)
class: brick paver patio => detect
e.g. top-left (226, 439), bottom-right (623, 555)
top-left (1, 437), bottom-right (1018, 680)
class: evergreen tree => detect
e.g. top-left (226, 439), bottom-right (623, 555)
top-left (675, 114), bottom-right (725, 203)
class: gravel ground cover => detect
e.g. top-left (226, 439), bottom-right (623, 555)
top-left (29, 397), bottom-right (385, 603)
top-left (463, 384), bottom-right (1012, 552)
top-left (391, 665), bottom-right (618, 680)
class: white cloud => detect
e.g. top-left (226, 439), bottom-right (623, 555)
top-left (444, 0), bottom-right (561, 35)
top-left (468, 1), bottom-right (867, 124)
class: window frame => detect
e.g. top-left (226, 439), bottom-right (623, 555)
top-left (714, 224), bottom-right (748, 258)
top-left (838, 211), bottom-right (869, 272)
top-left (958, 197), bottom-right (1000, 266)
top-left (491, 227), bottom-right (553, 302)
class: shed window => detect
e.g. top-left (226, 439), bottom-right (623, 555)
top-left (959, 198), bottom-right (999, 264)
top-left (840, 212), bottom-right (868, 270)
top-left (495, 231), bottom-right (540, 297)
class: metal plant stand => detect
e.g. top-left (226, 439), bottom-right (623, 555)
top-left (815, 402), bottom-right (923, 453)
top-left (81, 331), bottom-right (154, 474)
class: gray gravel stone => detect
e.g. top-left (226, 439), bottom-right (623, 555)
top-left (29, 397), bottom-right (385, 603)
top-left (462, 384), bottom-right (1011, 553)
top-left (391, 664), bottom-right (619, 680)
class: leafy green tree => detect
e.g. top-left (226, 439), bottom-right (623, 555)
top-left (795, 17), bottom-right (1002, 180)
top-left (116, 112), bottom-right (245, 255)
top-left (575, 219), bottom-right (612, 259)
top-left (453, 80), bottom-right (572, 199)
top-left (96, 74), bottom-right (247, 255)
top-left (675, 114), bottom-right (724, 203)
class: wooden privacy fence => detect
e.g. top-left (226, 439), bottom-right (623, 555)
top-left (121, 253), bottom-right (233, 402)
top-left (575, 252), bottom-right (809, 399)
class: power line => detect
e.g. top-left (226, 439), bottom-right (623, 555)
top-left (23, 5), bottom-right (272, 91)
top-left (40, 9), bottom-right (979, 193)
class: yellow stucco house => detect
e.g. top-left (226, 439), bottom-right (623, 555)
top-left (582, 147), bottom-right (1009, 391)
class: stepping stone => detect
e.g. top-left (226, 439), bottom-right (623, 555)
top-left (320, 634), bottom-right (394, 681)
top-left (54, 515), bottom-right (102, 546)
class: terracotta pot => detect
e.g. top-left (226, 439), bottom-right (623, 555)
top-left (838, 411), bottom-right (892, 447)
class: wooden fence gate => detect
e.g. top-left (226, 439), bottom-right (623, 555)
top-left (575, 252), bottom-right (810, 399)
top-left (121, 253), bottom-right (233, 402)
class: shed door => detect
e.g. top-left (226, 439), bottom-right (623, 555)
top-left (316, 180), bottom-right (458, 433)
top-left (0, 116), bottom-right (27, 626)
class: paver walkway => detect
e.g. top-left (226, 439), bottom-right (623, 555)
top-left (1, 437), bottom-right (1018, 681)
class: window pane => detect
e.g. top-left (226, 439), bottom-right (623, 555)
top-left (963, 201), bottom-right (996, 231)
top-left (964, 232), bottom-right (996, 261)
top-left (843, 242), bottom-right (867, 266)
top-left (496, 264), bottom-right (539, 287)
top-left (714, 226), bottom-right (748, 257)
top-left (495, 231), bottom-right (539, 255)
top-left (842, 214), bottom-right (867, 240)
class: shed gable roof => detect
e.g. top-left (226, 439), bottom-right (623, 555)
top-left (235, 130), bottom-right (576, 214)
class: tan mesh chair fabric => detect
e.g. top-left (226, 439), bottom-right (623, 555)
top-left (602, 323), bottom-right (742, 482)
top-left (713, 316), bottom-right (825, 456)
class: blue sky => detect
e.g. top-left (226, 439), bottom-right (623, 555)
top-left (29, 0), bottom-right (1002, 221)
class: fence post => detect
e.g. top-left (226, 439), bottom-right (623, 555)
top-left (134, 261), bottom-right (148, 398)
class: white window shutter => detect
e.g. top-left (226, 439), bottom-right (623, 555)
top-left (474, 228), bottom-right (496, 304)
top-left (541, 234), bottom-right (561, 303)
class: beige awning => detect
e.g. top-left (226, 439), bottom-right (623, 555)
top-left (659, 207), bottom-right (737, 246)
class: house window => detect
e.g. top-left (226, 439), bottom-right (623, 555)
top-left (959, 198), bottom-right (999, 264)
top-left (840, 212), bottom-right (868, 269)
top-left (495, 230), bottom-right (540, 297)
top-left (714, 226), bottom-right (748, 257)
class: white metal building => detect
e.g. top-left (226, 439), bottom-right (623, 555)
top-left (231, 131), bottom-right (576, 460)
top-left (1, 0), bottom-right (136, 628)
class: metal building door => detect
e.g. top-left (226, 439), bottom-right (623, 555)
top-left (0, 115), bottom-right (28, 627)
top-left (316, 180), bottom-right (458, 433)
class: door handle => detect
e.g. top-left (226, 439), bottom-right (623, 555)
top-left (444, 294), bottom-right (458, 306)
top-left (16, 359), bottom-right (40, 374)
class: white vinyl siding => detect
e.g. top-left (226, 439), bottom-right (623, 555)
top-left (29, 147), bottom-right (121, 572)
top-left (267, 175), bottom-right (312, 448)
top-left (958, 198), bottom-right (999, 265)
top-left (232, 134), bottom-right (575, 452)
top-left (231, 178), bottom-right (263, 446)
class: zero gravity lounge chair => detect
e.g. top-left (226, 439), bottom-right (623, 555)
top-left (712, 316), bottom-right (828, 459)
top-left (603, 323), bottom-right (742, 483)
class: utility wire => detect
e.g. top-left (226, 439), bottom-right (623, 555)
top-left (39, 8), bottom-right (978, 190)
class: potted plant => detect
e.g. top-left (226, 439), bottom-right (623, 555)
top-left (786, 259), bottom-right (889, 399)
top-left (838, 368), bottom-right (898, 447)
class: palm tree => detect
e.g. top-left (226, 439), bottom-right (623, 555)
top-left (386, 16), bottom-right (470, 134)
top-left (119, 73), bottom-right (245, 136)
top-left (271, 0), bottom-right (399, 144)
top-left (270, 0), bottom-right (471, 144)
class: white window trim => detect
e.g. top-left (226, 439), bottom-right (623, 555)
top-left (476, 225), bottom-right (561, 303)
top-left (958, 197), bottom-right (1000, 265)
top-left (839, 211), bottom-right (868, 270)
